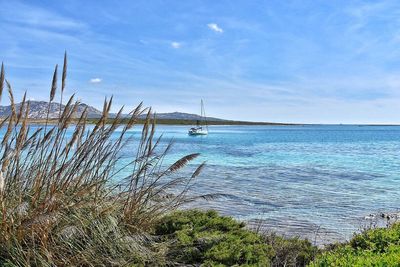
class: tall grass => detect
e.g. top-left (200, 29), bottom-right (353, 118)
top-left (0, 56), bottom-right (205, 266)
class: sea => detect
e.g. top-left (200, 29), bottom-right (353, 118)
top-left (122, 124), bottom-right (400, 245)
top-left (13, 124), bottom-right (400, 244)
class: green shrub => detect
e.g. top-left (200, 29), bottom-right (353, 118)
top-left (156, 210), bottom-right (317, 266)
top-left (263, 233), bottom-right (317, 266)
top-left (311, 223), bottom-right (400, 266)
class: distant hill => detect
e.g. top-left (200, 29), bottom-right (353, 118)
top-left (0, 101), bottom-right (223, 121)
top-left (0, 101), bottom-right (284, 125)
top-left (0, 101), bottom-right (102, 119)
top-left (139, 112), bottom-right (223, 121)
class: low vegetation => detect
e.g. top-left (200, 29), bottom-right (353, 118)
top-left (311, 223), bottom-right (400, 266)
top-left (155, 209), bottom-right (317, 266)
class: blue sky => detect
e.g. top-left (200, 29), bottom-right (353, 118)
top-left (1, 0), bottom-right (400, 123)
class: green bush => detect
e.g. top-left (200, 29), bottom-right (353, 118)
top-left (311, 223), bottom-right (400, 266)
top-left (264, 233), bottom-right (317, 266)
top-left (156, 210), bottom-right (317, 266)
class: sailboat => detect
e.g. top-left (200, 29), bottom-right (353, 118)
top-left (188, 100), bottom-right (208, 136)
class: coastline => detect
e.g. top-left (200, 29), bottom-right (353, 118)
top-left (10, 118), bottom-right (297, 126)
top-left (3, 118), bottom-right (400, 126)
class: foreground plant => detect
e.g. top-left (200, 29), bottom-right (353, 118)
top-left (0, 56), bottom-right (205, 266)
top-left (311, 223), bottom-right (400, 266)
top-left (155, 210), bottom-right (317, 266)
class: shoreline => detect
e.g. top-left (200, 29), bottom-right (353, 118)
top-left (12, 118), bottom-right (297, 126)
top-left (3, 118), bottom-right (400, 126)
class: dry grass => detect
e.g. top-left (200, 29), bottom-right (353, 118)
top-left (0, 55), bottom-right (205, 266)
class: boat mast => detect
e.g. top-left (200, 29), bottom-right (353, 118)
top-left (201, 99), bottom-right (208, 131)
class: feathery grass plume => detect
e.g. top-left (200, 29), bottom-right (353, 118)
top-left (0, 171), bottom-right (4, 198)
top-left (2, 115), bottom-right (13, 146)
top-left (60, 51), bottom-right (67, 117)
top-left (0, 62), bottom-right (4, 101)
top-left (58, 94), bottom-right (76, 129)
top-left (42, 63), bottom-right (58, 139)
top-left (104, 95), bottom-right (113, 124)
top-left (61, 51), bottom-right (67, 94)
top-left (191, 161), bottom-right (206, 178)
top-left (168, 153), bottom-right (200, 172)
top-left (5, 80), bottom-right (16, 121)
top-left (16, 100), bottom-right (29, 152)
top-left (124, 102), bottom-right (144, 131)
top-left (50, 64), bottom-right (58, 102)
top-left (15, 92), bottom-right (27, 126)
top-left (0, 56), bottom-right (208, 266)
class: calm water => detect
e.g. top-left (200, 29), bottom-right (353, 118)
top-left (137, 124), bottom-right (400, 244)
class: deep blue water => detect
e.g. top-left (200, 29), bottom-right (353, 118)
top-left (139, 125), bottom-right (400, 243)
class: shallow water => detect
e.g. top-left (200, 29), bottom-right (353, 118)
top-left (144, 125), bottom-right (400, 244)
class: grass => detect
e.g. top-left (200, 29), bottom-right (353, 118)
top-left (0, 55), bottom-right (209, 266)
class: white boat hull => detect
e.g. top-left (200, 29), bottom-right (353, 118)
top-left (188, 128), bottom-right (208, 136)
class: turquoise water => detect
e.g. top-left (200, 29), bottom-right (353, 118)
top-left (9, 124), bottom-right (400, 243)
top-left (140, 125), bottom-right (400, 243)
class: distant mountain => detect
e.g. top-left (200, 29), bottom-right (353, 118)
top-left (0, 101), bottom-right (224, 121)
top-left (139, 112), bottom-right (223, 121)
top-left (0, 101), bottom-right (102, 119)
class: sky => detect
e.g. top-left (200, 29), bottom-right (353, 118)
top-left (1, 0), bottom-right (400, 124)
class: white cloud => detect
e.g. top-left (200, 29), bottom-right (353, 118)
top-left (171, 42), bottom-right (181, 49)
top-left (207, 23), bottom-right (223, 33)
top-left (89, 78), bottom-right (102, 84)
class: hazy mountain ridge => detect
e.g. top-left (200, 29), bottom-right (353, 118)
top-left (139, 112), bottom-right (223, 121)
top-left (0, 101), bottom-right (102, 119)
top-left (0, 101), bottom-right (223, 121)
